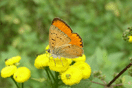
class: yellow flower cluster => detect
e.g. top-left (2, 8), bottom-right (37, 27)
top-left (1, 65), bottom-right (17, 78)
top-left (61, 62), bottom-right (91, 85)
top-left (61, 66), bottom-right (82, 85)
top-left (1, 56), bottom-right (31, 83)
top-left (13, 67), bottom-right (31, 83)
top-left (34, 54), bottom-right (50, 69)
top-left (48, 57), bottom-right (72, 72)
top-left (5, 56), bottom-right (21, 66)
top-left (34, 45), bottom-right (91, 86)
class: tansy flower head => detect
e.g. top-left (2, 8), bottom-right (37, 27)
top-left (45, 45), bottom-right (49, 50)
top-left (73, 62), bottom-right (91, 79)
top-left (128, 36), bottom-right (132, 42)
top-left (34, 54), bottom-right (49, 69)
top-left (1, 65), bottom-right (17, 78)
top-left (72, 54), bottom-right (86, 62)
top-left (13, 67), bottom-right (31, 83)
top-left (48, 57), bottom-right (71, 72)
top-left (5, 56), bottom-right (21, 66)
top-left (61, 66), bottom-right (82, 86)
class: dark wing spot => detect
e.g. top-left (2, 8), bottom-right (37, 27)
top-left (52, 39), bottom-right (55, 41)
top-left (80, 44), bottom-right (83, 47)
top-left (51, 33), bottom-right (56, 35)
top-left (52, 43), bottom-right (54, 44)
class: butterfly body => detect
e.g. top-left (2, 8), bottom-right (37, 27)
top-left (49, 18), bottom-right (83, 58)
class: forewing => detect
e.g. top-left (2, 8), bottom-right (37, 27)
top-left (49, 25), bottom-right (71, 50)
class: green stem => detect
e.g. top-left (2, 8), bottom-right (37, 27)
top-left (19, 83), bottom-right (20, 88)
top-left (11, 76), bottom-right (19, 88)
top-left (55, 72), bottom-right (59, 88)
top-left (47, 68), bottom-right (56, 82)
top-left (45, 67), bottom-right (55, 88)
top-left (45, 68), bottom-right (51, 80)
top-left (22, 83), bottom-right (23, 88)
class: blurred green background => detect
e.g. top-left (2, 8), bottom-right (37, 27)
top-left (0, 0), bottom-right (132, 88)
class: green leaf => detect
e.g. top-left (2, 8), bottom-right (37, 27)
top-left (122, 75), bottom-right (132, 88)
top-left (71, 79), bottom-right (91, 88)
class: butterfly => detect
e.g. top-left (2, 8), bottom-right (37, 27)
top-left (48, 18), bottom-right (83, 58)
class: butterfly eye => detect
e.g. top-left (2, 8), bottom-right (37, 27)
top-left (47, 49), bottom-right (50, 53)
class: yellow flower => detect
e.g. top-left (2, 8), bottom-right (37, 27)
top-left (5, 56), bottom-right (21, 66)
top-left (72, 54), bottom-right (86, 62)
top-left (66, 58), bottom-right (72, 65)
top-left (45, 45), bottom-right (49, 50)
top-left (34, 54), bottom-right (50, 69)
top-left (48, 57), bottom-right (70, 72)
top-left (61, 66), bottom-right (82, 86)
top-left (13, 67), bottom-right (31, 83)
top-left (129, 36), bottom-right (132, 42)
top-left (1, 65), bottom-right (17, 78)
top-left (73, 62), bottom-right (91, 79)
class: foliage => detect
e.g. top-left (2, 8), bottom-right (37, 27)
top-left (0, 0), bottom-right (132, 88)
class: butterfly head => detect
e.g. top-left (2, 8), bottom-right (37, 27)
top-left (47, 48), bottom-right (61, 58)
top-left (47, 49), bottom-right (51, 53)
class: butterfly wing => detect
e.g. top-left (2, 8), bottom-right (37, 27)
top-left (49, 25), bottom-right (71, 51)
top-left (49, 18), bottom-right (84, 58)
top-left (57, 45), bottom-right (84, 58)
top-left (52, 18), bottom-right (83, 48)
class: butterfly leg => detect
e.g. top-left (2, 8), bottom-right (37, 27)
top-left (60, 57), bottom-right (64, 66)
top-left (48, 55), bottom-right (56, 66)
top-left (53, 58), bottom-right (56, 66)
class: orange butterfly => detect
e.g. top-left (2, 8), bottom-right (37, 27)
top-left (48, 18), bottom-right (83, 58)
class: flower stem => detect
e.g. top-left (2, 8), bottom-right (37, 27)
top-left (45, 68), bottom-right (54, 88)
top-left (11, 76), bottom-right (19, 88)
top-left (19, 83), bottom-right (20, 88)
top-left (45, 67), bottom-right (56, 88)
top-left (90, 81), bottom-right (105, 86)
top-left (54, 72), bottom-right (59, 88)
top-left (45, 68), bottom-right (51, 80)
top-left (22, 83), bottom-right (23, 88)
top-left (47, 67), bottom-right (56, 82)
